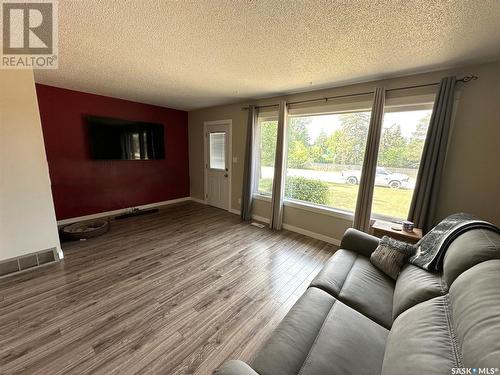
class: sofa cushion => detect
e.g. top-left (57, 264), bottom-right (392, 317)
top-left (382, 295), bottom-right (459, 375)
top-left (392, 263), bottom-right (447, 320)
top-left (252, 287), bottom-right (388, 375)
top-left (251, 287), bottom-right (335, 375)
top-left (370, 236), bottom-right (415, 280)
top-left (310, 249), bottom-right (395, 328)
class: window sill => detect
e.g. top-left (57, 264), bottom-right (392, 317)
top-left (252, 193), bottom-right (353, 221)
top-left (284, 199), bottom-right (354, 221)
top-left (253, 193), bottom-right (272, 202)
top-left (371, 213), bottom-right (404, 224)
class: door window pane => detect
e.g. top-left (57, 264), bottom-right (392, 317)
top-left (209, 132), bottom-right (225, 169)
top-left (254, 119), bottom-right (278, 195)
top-left (284, 112), bottom-right (370, 212)
top-left (371, 109), bottom-right (432, 219)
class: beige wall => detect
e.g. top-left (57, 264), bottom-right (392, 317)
top-left (0, 69), bottom-right (62, 261)
top-left (188, 61), bottom-right (500, 241)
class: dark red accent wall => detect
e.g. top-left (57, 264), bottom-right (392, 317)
top-left (36, 84), bottom-right (189, 220)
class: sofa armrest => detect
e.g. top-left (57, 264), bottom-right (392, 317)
top-left (213, 360), bottom-right (260, 375)
top-left (340, 228), bottom-right (380, 257)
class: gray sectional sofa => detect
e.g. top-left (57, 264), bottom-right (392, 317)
top-left (215, 227), bottom-right (500, 375)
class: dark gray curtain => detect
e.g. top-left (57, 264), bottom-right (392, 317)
top-left (241, 105), bottom-right (257, 221)
top-left (353, 87), bottom-right (386, 232)
top-left (270, 101), bottom-right (288, 230)
top-left (408, 76), bottom-right (456, 233)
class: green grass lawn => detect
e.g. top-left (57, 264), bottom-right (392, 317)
top-left (258, 179), bottom-right (412, 219)
top-left (327, 182), bottom-right (412, 219)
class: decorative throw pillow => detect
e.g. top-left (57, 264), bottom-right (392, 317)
top-left (370, 236), bottom-right (416, 280)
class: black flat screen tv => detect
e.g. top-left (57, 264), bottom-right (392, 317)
top-left (87, 116), bottom-right (165, 160)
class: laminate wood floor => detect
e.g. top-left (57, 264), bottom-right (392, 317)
top-left (0, 202), bottom-right (337, 375)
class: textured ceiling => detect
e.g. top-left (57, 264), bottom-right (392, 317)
top-left (35, 0), bottom-right (500, 110)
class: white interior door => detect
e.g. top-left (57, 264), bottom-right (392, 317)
top-left (205, 123), bottom-right (230, 210)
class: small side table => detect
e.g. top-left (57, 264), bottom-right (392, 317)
top-left (371, 220), bottom-right (422, 244)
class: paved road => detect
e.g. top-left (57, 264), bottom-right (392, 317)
top-left (261, 166), bottom-right (416, 189)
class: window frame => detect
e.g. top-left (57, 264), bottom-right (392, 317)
top-left (208, 131), bottom-right (227, 171)
top-left (370, 103), bottom-right (434, 221)
top-left (281, 109), bottom-right (372, 215)
top-left (253, 115), bottom-right (278, 197)
top-left (253, 108), bottom-right (371, 219)
top-left (251, 99), bottom-right (435, 223)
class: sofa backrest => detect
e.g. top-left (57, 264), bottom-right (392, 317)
top-left (382, 228), bottom-right (500, 374)
top-left (448, 257), bottom-right (500, 367)
top-left (443, 228), bottom-right (500, 286)
top-left (391, 262), bottom-right (446, 320)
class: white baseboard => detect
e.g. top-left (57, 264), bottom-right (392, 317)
top-left (57, 197), bottom-right (191, 225)
top-left (229, 208), bottom-right (269, 223)
top-left (282, 223), bottom-right (341, 246)
top-left (229, 208), bottom-right (240, 215)
top-left (190, 197), bottom-right (206, 204)
top-left (228, 209), bottom-right (340, 246)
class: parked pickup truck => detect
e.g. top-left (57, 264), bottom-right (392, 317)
top-left (341, 167), bottom-right (410, 189)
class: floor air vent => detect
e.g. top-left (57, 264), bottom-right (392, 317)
top-left (250, 222), bottom-right (266, 228)
top-left (0, 248), bottom-right (58, 278)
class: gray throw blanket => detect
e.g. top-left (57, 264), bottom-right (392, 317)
top-left (410, 213), bottom-right (499, 272)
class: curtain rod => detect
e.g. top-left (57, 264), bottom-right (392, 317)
top-left (241, 75), bottom-right (478, 110)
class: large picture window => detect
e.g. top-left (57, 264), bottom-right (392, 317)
top-left (252, 99), bottom-right (434, 222)
top-left (370, 107), bottom-right (432, 219)
top-left (283, 112), bottom-right (371, 213)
